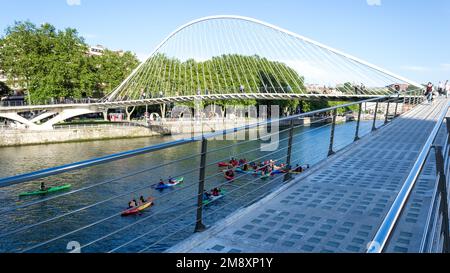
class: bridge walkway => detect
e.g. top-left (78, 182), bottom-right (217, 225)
top-left (168, 98), bottom-right (450, 253)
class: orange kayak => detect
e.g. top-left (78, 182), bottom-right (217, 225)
top-left (121, 198), bottom-right (154, 216)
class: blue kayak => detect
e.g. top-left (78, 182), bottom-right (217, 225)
top-left (270, 169), bottom-right (287, 175)
top-left (235, 168), bottom-right (262, 175)
top-left (153, 177), bottom-right (184, 190)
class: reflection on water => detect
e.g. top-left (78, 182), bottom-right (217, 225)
top-left (0, 120), bottom-right (379, 252)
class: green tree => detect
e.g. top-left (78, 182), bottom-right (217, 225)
top-left (336, 82), bottom-right (354, 94)
top-left (93, 50), bottom-right (139, 95)
top-left (0, 21), bottom-right (139, 104)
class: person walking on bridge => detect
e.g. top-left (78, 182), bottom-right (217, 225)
top-left (445, 80), bottom-right (450, 99)
top-left (425, 82), bottom-right (434, 104)
top-left (438, 81), bottom-right (444, 96)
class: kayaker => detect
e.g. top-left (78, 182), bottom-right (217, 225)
top-left (212, 188), bottom-right (220, 196)
top-left (40, 182), bottom-right (47, 191)
top-left (139, 196), bottom-right (147, 204)
top-left (203, 190), bottom-right (211, 201)
top-left (230, 158), bottom-right (238, 166)
top-left (128, 199), bottom-right (137, 208)
top-left (168, 176), bottom-right (175, 184)
top-left (158, 179), bottom-right (165, 186)
top-left (225, 169), bottom-right (235, 178)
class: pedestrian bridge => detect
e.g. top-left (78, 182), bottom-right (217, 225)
top-left (0, 94), bottom-right (449, 253)
top-left (0, 15), bottom-right (425, 130)
top-left (0, 15), bottom-right (447, 253)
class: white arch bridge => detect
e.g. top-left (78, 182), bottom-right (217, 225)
top-left (0, 15), bottom-right (424, 130)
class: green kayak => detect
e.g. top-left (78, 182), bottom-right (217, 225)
top-left (19, 184), bottom-right (72, 197)
top-left (202, 189), bottom-right (226, 205)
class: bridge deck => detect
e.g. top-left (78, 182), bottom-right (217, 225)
top-left (169, 98), bottom-right (450, 253)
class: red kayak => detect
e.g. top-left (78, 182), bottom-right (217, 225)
top-left (219, 161), bottom-right (240, 167)
top-left (224, 174), bottom-right (235, 181)
top-left (121, 198), bottom-right (154, 216)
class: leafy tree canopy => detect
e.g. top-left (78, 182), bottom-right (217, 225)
top-left (0, 21), bottom-right (139, 104)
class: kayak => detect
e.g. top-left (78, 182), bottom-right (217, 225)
top-left (260, 174), bottom-right (271, 180)
top-left (224, 174), bottom-right (235, 181)
top-left (203, 190), bottom-right (226, 205)
top-left (271, 169), bottom-right (287, 175)
top-left (219, 160), bottom-right (241, 167)
top-left (153, 177), bottom-right (184, 190)
top-left (235, 168), bottom-right (262, 176)
top-left (218, 162), bottom-right (230, 167)
top-left (121, 199), bottom-right (154, 216)
top-left (19, 184), bottom-right (71, 197)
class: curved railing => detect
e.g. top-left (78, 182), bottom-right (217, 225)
top-left (367, 102), bottom-right (450, 253)
top-left (104, 15), bottom-right (422, 102)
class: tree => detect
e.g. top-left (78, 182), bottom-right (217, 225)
top-left (336, 82), bottom-right (354, 94)
top-left (0, 21), bottom-right (139, 104)
top-left (300, 100), bottom-right (359, 115)
top-left (93, 50), bottom-right (139, 95)
top-left (0, 21), bottom-right (39, 103)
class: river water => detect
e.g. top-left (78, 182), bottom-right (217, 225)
top-left (0, 120), bottom-right (381, 253)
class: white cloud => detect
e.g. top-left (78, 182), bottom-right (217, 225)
top-left (283, 60), bottom-right (329, 83)
top-left (66, 0), bottom-right (81, 6)
top-left (400, 65), bottom-right (429, 72)
top-left (367, 0), bottom-right (381, 6)
top-left (441, 64), bottom-right (450, 71)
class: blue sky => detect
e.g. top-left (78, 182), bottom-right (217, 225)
top-left (1, 0), bottom-right (449, 83)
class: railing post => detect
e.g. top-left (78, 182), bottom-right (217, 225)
top-left (394, 95), bottom-right (400, 118)
top-left (354, 103), bottom-right (362, 142)
top-left (284, 119), bottom-right (295, 181)
top-left (372, 101), bottom-right (379, 132)
top-left (384, 100), bottom-right (391, 124)
top-left (328, 108), bottom-right (338, 156)
top-left (446, 118), bottom-right (450, 157)
top-left (195, 137), bottom-right (208, 232)
top-left (403, 96), bottom-right (407, 108)
top-left (433, 145), bottom-right (450, 253)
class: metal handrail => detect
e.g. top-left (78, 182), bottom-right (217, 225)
top-left (0, 92), bottom-right (412, 188)
top-left (367, 101), bottom-right (450, 253)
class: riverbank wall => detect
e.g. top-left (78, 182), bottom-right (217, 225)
top-left (0, 126), bottom-right (160, 147)
top-left (0, 119), bottom-right (258, 147)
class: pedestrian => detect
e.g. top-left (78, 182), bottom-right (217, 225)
top-left (438, 81), bottom-right (445, 96)
top-left (445, 80), bottom-right (450, 99)
top-left (425, 82), bottom-right (434, 104)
